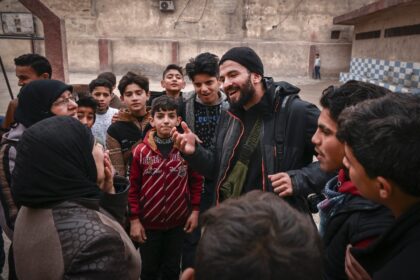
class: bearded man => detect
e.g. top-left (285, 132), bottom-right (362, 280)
top-left (172, 47), bottom-right (332, 214)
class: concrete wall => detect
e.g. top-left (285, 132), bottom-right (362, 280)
top-left (351, 2), bottom-right (420, 62)
top-left (1, 0), bottom-right (377, 78)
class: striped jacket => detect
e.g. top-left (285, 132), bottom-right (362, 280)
top-left (128, 130), bottom-right (202, 230)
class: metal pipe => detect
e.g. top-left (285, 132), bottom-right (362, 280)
top-left (0, 35), bottom-right (44, 40)
top-left (0, 56), bottom-right (14, 100)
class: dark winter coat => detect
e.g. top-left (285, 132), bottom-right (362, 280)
top-left (107, 109), bottom-right (151, 176)
top-left (321, 176), bottom-right (394, 280)
top-left (352, 202), bottom-right (420, 280)
top-left (184, 77), bottom-right (332, 212)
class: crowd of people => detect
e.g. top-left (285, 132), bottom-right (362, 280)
top-left (0, 47), bottom-right (419, 280)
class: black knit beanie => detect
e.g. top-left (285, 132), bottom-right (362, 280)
top-left (15, 80), bottom-right (73, 128)
top-left (219, 47), bottom-right (264, 76)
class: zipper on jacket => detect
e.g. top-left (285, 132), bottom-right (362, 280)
top-left (216, 111), bottom-right (245, 205)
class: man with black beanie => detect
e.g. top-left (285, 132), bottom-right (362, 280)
top-left (172, 46), bottom-right (332, 215)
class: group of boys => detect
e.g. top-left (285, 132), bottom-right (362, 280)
top-left (2, 48), bottom-right (420, 280)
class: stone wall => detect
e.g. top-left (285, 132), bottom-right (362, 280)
top-left (1, 0), bottom-right (377, 78)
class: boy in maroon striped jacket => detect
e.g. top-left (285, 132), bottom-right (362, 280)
top-left (129, 95), bottom-right (203, 280)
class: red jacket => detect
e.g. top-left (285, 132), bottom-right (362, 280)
top-left (129, 130), bottom-right (203, 230)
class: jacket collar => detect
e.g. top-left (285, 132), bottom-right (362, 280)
top-left (143, 129), bottom-right (175, 155)
top-left (194, 90), bottom-right (227, 106)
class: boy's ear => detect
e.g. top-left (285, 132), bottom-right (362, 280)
top-left (181, 79), bottom-right (186, 89)
top-left (150, 117), bottom-right (155, 128)
top-left (146, 91), bottom-right (150, 100)
top-left (120, 94), bottom-right (125, 101)
top-left (376, 176), bottom-right (392, 199)
top-left (160, 80), bottom-right (166, 89)
top-left (176, 116), bottom-right (182, 126)
top-left (40, 72), bottom-right (50, 80)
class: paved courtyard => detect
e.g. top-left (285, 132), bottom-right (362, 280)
top-left (1, 71), bottom-right (339, 115)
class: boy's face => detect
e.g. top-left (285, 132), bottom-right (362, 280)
top-left (311, 109), bottom-right (345, 172)
top-left (91, 86), bottom-right (112, 113)
top-left (77, 106), bottom-right (95, 128)
top-left (151, 109), bottom-right (181, 138)
top-left (192, 74), bottom-right (221, 105)
top-left (121, 83), bottom-right (149, 116)
top-left (343, 144), bottom-right (379, 202)
top-left (15, 65), bottom-right (48, 87)
top-left (161, 69), bottom-right (185, 93)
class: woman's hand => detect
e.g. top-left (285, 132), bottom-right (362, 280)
top-left (100, 151), bottom-right (115, 194)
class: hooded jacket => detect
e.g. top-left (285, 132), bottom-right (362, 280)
top-left (184, 77), bottom-right (333, 212)
top-left (129, 130), bottom-right (203, 230)
top-left (320, 172), bottom-right (394, 280)
top-left (181, 90), bottom-right (229, 135)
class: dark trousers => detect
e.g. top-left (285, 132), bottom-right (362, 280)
top-left (182, 186), bottom-right (215, 270)
top-left (181, 227), bottom-right (200, 270)
top-left (314, 66), bottom-right (321, 79)
top-left (140, 226), bottom-right (184, 280)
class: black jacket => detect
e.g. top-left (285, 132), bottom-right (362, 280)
top-left (321, 177), bottom-right (394, 280)
top-left (185, 78), bottom-right (333, 212)
top-left (352, 202), bottom-right (420, 280)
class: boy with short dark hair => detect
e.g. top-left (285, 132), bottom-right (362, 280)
top-left (129, 95), bottom-right (202, 280)
top-left (148, 64), bottom-right (188, 107)
top-left (337, 93), bottom-right (420, 280)
top-left (2, 53), bottom-right (52, 130)
top-left (97, 71), bottom-right (123, 109)
top-left (181, 52), bottom-right (229, 269)
top-left (181, 190), bottom-right (323, 280)
top-left (311, 80), bottom-right (393, 280)
top-left (161, 64), bottom-right (186, 99)
top-left (90, 78), bottom-right (119, 145)
top-left (14, 53), bottom-right (52, 86)
top-left (76, 96), bottom-right (97, 128)
top-left (107, 72), bottom-right (151, 176)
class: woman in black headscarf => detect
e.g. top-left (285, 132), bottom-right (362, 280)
top-left (11, 116), bottom-right (141, 280)
top-left (0, 79), bottom-right (78, 237)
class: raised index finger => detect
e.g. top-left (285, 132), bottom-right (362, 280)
top-left (181, 121), bottom-right (191, 133)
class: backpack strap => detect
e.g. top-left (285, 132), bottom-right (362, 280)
top-left (273, 89), bottom-right (299, 172)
